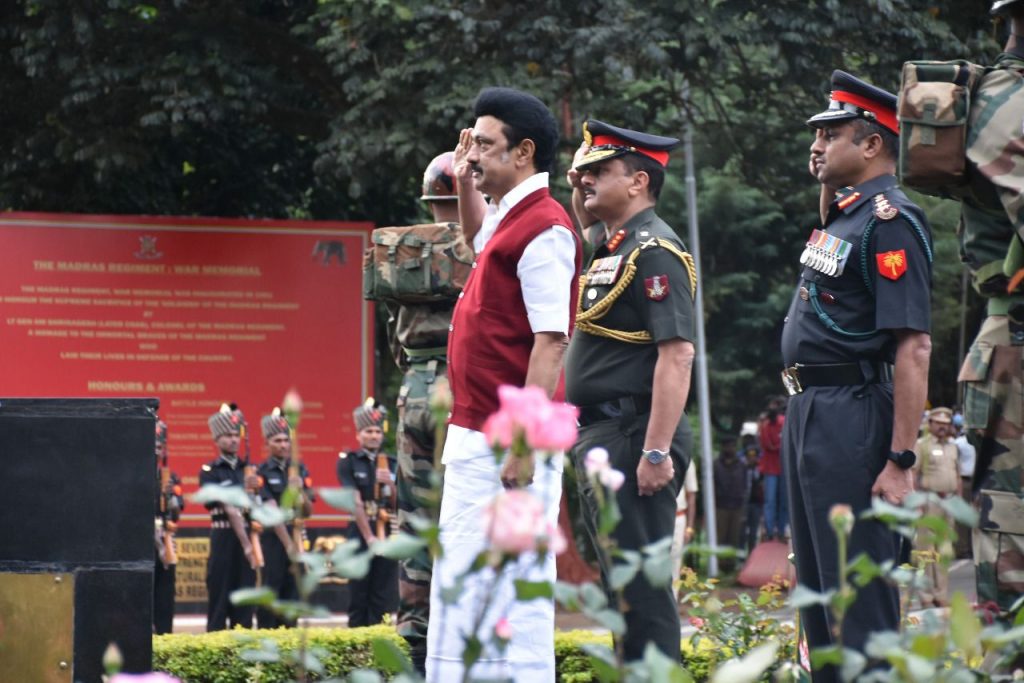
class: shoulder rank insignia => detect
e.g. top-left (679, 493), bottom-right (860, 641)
top-left (873, 194), bottom-right (899, 221)
top-left (606, 229), bottom-right (626, 253)
top-left (836, 191), bottom-right (861, 211)
top-left (645, 275), bottom-right (669, 301)
top-left (876, 249), bottom-right (907, 280)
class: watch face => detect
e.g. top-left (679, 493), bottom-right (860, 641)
top-left (893, 449), bottom-right (916, 469)
top-left (643, 450), bottom-right (667, 465)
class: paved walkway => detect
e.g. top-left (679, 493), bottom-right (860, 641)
top-left (170, 559), bottom-right (977, 636)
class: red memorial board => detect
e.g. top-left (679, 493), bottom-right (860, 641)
top-left (0, 212), bottom-right (375, 527)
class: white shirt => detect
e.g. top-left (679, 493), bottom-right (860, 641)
top-left (675, 460), bottom-right (699, 511)
top-left (955, 434), bottom-right (976, 477)
top-left (473, 172), bottom-right (577, 334)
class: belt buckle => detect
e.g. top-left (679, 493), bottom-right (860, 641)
top-left (781, 365), bottom-right (803, 396)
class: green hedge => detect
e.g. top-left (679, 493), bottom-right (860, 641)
top-left (154, 625), bottom-right (406, 682)
top-left (154, 626), bottom-right (794, 682)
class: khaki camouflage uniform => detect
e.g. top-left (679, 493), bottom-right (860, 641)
top-left (956, 50), bottom-right (1024, 614)
top-left (389, 295), bottom-right (451, 669)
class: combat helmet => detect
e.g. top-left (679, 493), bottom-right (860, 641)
top-left (420, 151), bottom-right (457, 202)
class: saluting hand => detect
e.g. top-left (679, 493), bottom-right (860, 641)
top-left (565, 141), bottom-right (591, 189)
top-left (453, 128), bottom-right (474, 185)
top-left (637, 457), bottom-right (674, 496)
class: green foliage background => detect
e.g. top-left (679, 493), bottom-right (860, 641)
top-left (0, 0), bottom-right (1004, 430)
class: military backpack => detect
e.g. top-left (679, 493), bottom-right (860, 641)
top-left (362, 222), bottom-right (473, 304)
top-left (897, 59), bottom-right (989, 198)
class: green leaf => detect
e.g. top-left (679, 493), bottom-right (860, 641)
top-left (642, 552), bottom-right (674, 588)
top-left (950, 591), bottom-right (982, 659)
top-left (586, 608), bottom-right (625, 635)
top-left (372, 533), bottom-right (427, 560)
top-left (941, 495), bottom-right (979, 528)
top-left (348, 671), bottom-right (383, 683)
top-left (598, 495), bottom-right (622, 536)
top-left (461, 635), bottom-right (483, 670)
top-left (318, 487), bottom-right (358, 513)
top-left (514, 579), bottom-right (553, 600)
top-left (334, 551), bottom-right (372, 579)
top-left (553, 581), bottom-right (580, 610)
top-left (710, 640), bottom-right (779, 683)
top-left (581, 643), bottom-right (619, 682)
top-left (610, 562), bottom-right (641, 591)
top-left (809, 645), bottom-right (843, 669)
top-left (191, 484), bottom-right (252, 509)
top-left (839, 647), bottom-right (866, 682)
top-left (863, 498), bottom-right (919, 523)
top-left (229, 586), bottom-right (275, 606)
top-left (372, 637), bottom-right (412, 674)
top-left (788, 584), bottom-right (834, 609)
top-left (642, 642), bottom-right (695, 682)
top-left (579, 582), bottom-right (609, 610)
top-left (250, 503), bottom-right (287, 527)
top-left (846, 552), bottom-right (883, 587)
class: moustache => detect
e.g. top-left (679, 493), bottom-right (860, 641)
top-left (470, 164), bottom-right (483, 175)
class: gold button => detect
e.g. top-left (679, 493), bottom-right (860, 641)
top-left (799, 286), bottom-right (809, 301)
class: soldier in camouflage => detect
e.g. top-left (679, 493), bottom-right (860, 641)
top-left (957, 0), bottom-right (1024, 617)
top-left (390, 151), bottom-right (468, 674)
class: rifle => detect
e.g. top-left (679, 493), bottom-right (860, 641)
top-left (237, 413), bottom-right (265, 576)
top-left (374, 450), bottom-right (396, 539)
top-left (281, 392), bottom-right (308, 553)
top-left (158, 451), bottom-right (178, 567)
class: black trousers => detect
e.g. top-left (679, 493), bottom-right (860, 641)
top-left (257, 529), bottom-right (299, 629)
top-left (206, 529), bottom-right (256, 632)
top-left (570, 409), bottom-right (689, 662)
top-left (347, 554), bottom-right (399, 628)
top-left (783, 384), bottom-right (901, 683)
top-left (153, 552), bottom-right (176, 635)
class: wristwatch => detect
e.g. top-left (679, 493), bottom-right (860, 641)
top-left (887, 449), bottom-right (916, 469)
top-left (642, 448), bottom-right (669, 465)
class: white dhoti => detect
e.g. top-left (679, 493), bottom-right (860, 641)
top-left (426, 425), bottom-right (563, 683)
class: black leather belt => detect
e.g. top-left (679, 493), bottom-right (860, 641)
top-left (577, 395), bottom-right (652, 426)
top-left (780, 362), bottom-right (893, 396)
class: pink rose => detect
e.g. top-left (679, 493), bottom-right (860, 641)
top-left (545, 521), bottom-right (568, 555)
top-left (527, 402), bottom-right (579, 451)
top-left (689, 616), bottom-right (705, 629)
top-left (584, 447), bottom-right (610, 475)
top-left (484, 490), bottom-right (546, 555)
top-left (483, 409), bottom-right (516, 449)
top-left (497, 385), bottom-right (549, 428)
top-left (494, 616), bottom-right (513, 640)
top-left (599, 467), bottom-right (625, 492)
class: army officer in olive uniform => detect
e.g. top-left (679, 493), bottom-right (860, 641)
top-left (782, 71), bottom-right (932, 681)
top-left (565, 120), bottom-right (696, 662)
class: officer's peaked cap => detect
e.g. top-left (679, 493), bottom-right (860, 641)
top-left (806, 70), bottom-right (898, 135)
top-left (574, 120), bottom-right (680, 171)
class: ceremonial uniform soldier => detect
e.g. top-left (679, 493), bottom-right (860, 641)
top-left (782, 71), bottom-right (932, 680)
top-left (336, 400), bottom-right (398, 627)
top-left (256, 410), bottom-right (314, 628)
top-left (957, 0), bottom-right (1024, 617)
top-left (564, 120), bottom-right (696, 661)
top-left (154, 419), bottom-right (184, 635)
top-left (200, 405), bottom-right (257, 632)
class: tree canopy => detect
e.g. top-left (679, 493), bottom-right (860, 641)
top-left (0, 0), bottom-right (1004, 432)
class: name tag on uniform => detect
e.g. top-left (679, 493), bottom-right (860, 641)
top-left (799, 229), bottom-right (853, 277)
top-left (587, 255), bottom-right (624, 286)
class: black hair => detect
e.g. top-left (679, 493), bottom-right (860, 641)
top-left (618, 152), bottom-right (666, 199)
top-left (850, 118), bottom-right (899, 162)
top-left (473, 87), bottom-right (559, 173)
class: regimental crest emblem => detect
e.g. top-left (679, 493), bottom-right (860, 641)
top-left (134, 235), bottom-right (163, 260)
top-left (876, 249), bottom-right (907, 280)
top-left (645, 274), bottom-right (669, 301)
top-left (873, 194), bottom-right (899, 221)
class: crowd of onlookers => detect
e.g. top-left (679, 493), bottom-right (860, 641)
top-left (673, 396), bottom-right (976, 605)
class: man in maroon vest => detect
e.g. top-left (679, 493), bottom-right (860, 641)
top-left (426, 87), bottom-right (581, 683)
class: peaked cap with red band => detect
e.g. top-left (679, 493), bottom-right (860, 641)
top-left (806, 70), bottom-right (899, 135)
top-left (574, 119), bottom-right (680, 171)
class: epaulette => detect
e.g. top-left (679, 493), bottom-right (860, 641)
top-left (873, 193), bottom-right (899, 221)
top-left (639, 237), bottom-right (697, 298)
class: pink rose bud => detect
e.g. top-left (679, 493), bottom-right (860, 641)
top-left (584, 447), bottom-right (610, 475)
top-left (829, 503), bottom-right (855, 536)
top-left (527, 402), bottom-right (579, 451)
top-left (429, 379), bottom-right (453, 412)
top-left (689, 616), bottom-right (705, 629)
top-left (282, 388), bottom-right (303, 414)
top-left (599, 467), bottom-right (625, 492)
top-left (494, 616), bottom-right (513, 640)
top-left (483, 410), bottom-right (516, 449)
